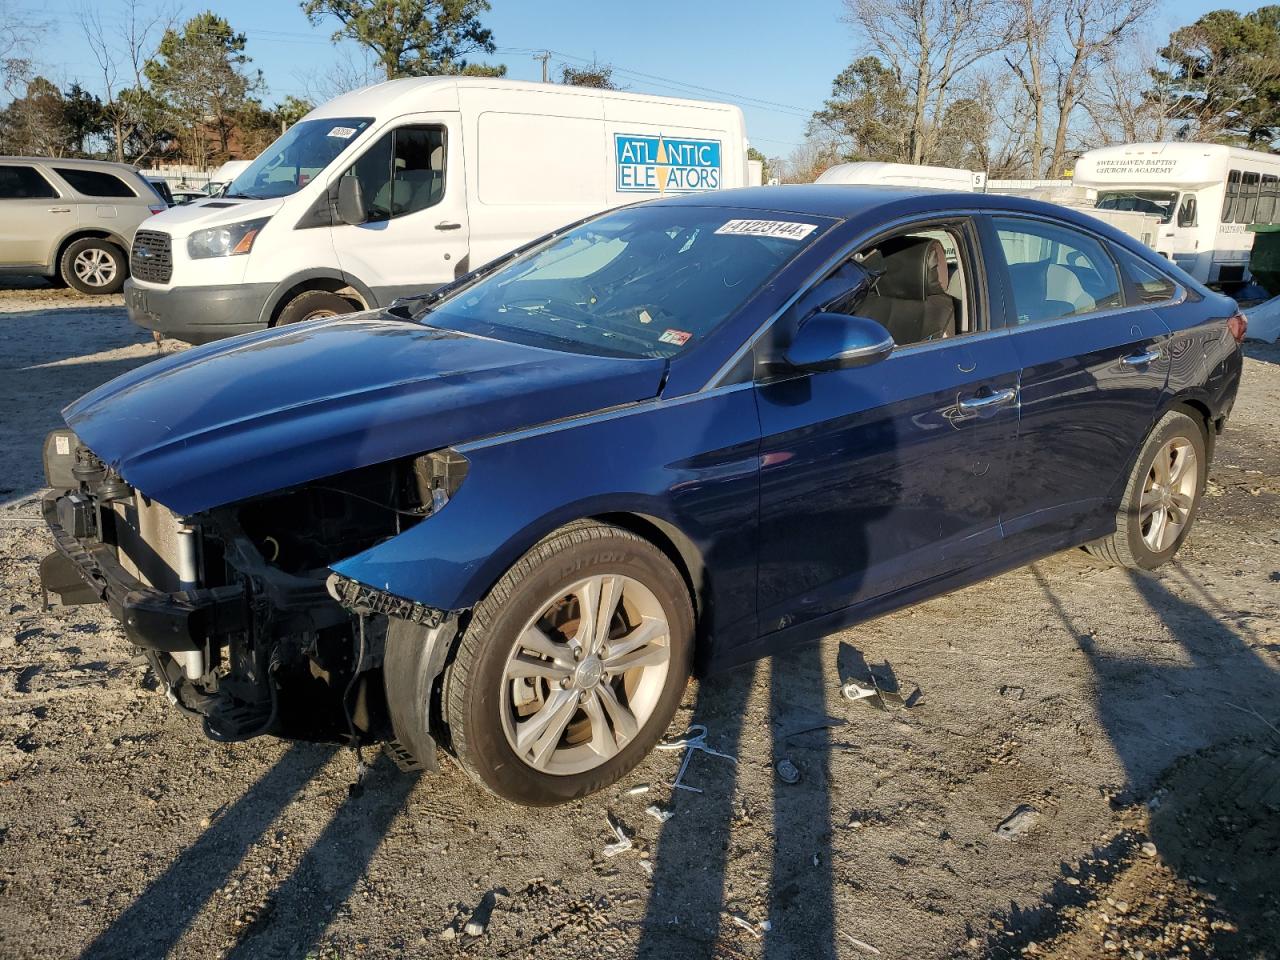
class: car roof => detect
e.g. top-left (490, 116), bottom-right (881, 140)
top-left (0, 155), bottom-right (143, 174)
top-left (648, 184), bottom-right (1083, 218)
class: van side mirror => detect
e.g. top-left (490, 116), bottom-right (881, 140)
top-left (336, 176), bottom-right (367, 226)
top-left (785, 312), bottom-right (895, 372)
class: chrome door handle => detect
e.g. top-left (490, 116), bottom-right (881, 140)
top-left (48, 206), bottom-right (70, 213)
top-left (435, 221), bottom-right (462, 231)
top-left (1121, 349), bottom-right (1161, 367)
top-left (958, 387), bottom-right (1017, 412)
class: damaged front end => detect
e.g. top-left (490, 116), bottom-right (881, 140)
top-left (39, 427), bottom-right (465, 757)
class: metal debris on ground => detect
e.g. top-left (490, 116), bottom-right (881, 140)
top-left (838, 655), bottom-right (923, 711)
top-left (728, 913), bottom-right (772, 939)
top-left (841, 932), bottom-right (883, 955)
top-left (625, 784), bottom-right (650, 796)
top-left (602, 814), bottom-right (634, 857)
top-left (655, 724), bottom-right (738, 793)
top-left (775, 757), bottom-right (801, 784)
top-left (1000, 684), bottom-right (1026, 701)
top-left (645, 804), bottom-right (673, 823)
top-left (994, 804), bottom-right (1041, 840)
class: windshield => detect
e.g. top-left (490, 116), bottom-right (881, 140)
top-left (1095, 190), bottom-right (1179, 224)
top-left (425, 206), bottom-right (834, 359)
top-left (226, 117), bottom-right (373, 200)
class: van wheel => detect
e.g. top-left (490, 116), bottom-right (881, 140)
top-left (389, 522), bottom-right (694, 806)
top-left (60, 238), bottom-right (126, 295)
top-left (276, 290), bottom-right (358, 326)
top-left (1085, 410), bottom-right (1207, 569)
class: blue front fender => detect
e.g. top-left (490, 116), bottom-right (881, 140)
top-left (329, 384), bottom-right (763, 653)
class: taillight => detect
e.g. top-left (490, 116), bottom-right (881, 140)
top-left (1227, 311), bottom-right (1248, 344)
top-left (148, 204), bottom-right (167, 215)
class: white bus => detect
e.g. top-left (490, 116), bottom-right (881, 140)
top-left (1073, 141), bottom-right (1280, 287)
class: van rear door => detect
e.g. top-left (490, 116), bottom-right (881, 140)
top-left (331, 113), bottom-right (468, 304)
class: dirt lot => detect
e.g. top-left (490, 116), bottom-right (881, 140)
top-left (0, 279), bottom-right (1277, 960)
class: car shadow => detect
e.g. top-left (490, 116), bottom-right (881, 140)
top-left (77, 744), bottom-right (417, 960)
top-left (988, 563), bottom-right (1280, 958)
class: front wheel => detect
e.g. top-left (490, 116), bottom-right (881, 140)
top-left (275, 289), bottom-right (358, 326)
top-left (390, 521), bottom-right (694, 805)
top-left (1085, 409), bottom-right (1207, 569)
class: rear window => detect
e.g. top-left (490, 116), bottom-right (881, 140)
top-left (54, 167), bottom-right (138, 198)
top-left (0, 165), bottom-right (58, 199)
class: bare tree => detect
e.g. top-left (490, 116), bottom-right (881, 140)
top-left (1004, 0), bottom-right (1157, 176)
top-left (298, 45), bottom-right (382, 103)
top-left (843, 0), bottom-right (1011, 165)
top-left (1081, 34), bottom-right (1177, 147)
top-left (79, 0), bottom-right (173, 163)
top-left (1, 0), bottom-right (43, 96)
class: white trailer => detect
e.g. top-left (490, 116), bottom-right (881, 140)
top-left (1073, 141), bottom-right (1280, 286)
top-left (817, 161), bottom-right (987, 191)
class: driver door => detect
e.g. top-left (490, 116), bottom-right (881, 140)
top-left (332, 114), bottom-right (469, 305)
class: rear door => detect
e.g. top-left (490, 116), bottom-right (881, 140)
top-left (332, 114), bottom-right (469, 304)
top-left (984, 214), bottom-right (1171, 546)
top-left (0, 163), bottom-right (65, 267)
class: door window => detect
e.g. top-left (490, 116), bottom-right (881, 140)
top-left (53, 167), bottom-right (137, 198)
top-left (992, 217), bottom-right (1123, 325)
top-left (340, 125), bottom-right (446, 222)
top-left (821, 224), bottom-right (974, 347)
top-left (0, 165), bottom-right (58, 199)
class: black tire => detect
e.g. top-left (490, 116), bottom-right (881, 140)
top-left (275, 289), bottom-right (358, 326)
top-left (389, 521), bottom-right (694, 806)
top-left (1085, 409), bottom-right (1207, 570)
top-left (59, 238), bottom-right (127, 295)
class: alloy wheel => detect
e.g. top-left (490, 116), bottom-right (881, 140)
top-left (500, 574), bottom-right (671, 776)
top-left (73, 248), bottom-right (118, 288)
top-left (1139, 437), bottom-right (1198, 552)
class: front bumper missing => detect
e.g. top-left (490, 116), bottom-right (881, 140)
top-left (40, 496), bottom-right (247, 652)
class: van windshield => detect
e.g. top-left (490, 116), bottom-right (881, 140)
top-left (1095, 190), bottom-right (1179, 224)
top-left (226, 117), bottom-right (373, 200)
top-left (424, 205), bottom-right (834, 359)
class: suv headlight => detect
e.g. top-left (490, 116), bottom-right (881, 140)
top-left (187, 218), bottom-right (269, 259)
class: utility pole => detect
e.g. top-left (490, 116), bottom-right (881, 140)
top-left (534, 50), bottom-right (552, 84)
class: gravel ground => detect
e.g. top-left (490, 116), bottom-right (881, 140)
top-left (0, 278), bottom-right (1277, 960)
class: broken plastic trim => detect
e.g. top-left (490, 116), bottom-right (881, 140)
top-left (325, 572), bottom-right (452, 627)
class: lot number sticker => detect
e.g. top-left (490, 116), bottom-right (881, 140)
top-left (327, 126), bottom-right (358, 139)
top-left (715, 219), bottom-right (817, 241)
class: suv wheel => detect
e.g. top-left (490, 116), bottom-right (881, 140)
top-left (60, 238), bottom-right (126, 295)
top-left (1085, 409), bottom-right (1207, 569)
top-left (385, 521), bottom-right (694, 805)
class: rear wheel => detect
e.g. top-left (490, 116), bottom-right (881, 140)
top-left (276, 289), bottom-right (358, 326)
top-left (389, 521), bottom-right (694, 805)
top-left (60, 238), bottom-right (126, 295)
top-left (1085, 409), bottom-right (1207, 569)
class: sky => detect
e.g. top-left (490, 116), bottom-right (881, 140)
top-left (14, 0), bottom-right (1270, 158)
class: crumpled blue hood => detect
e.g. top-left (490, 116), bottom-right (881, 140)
top-left (64, 314), bottom-right (666, 515)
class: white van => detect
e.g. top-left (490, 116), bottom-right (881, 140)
top-left (1073, 141), bottom-right (1280, 286)
top-left (124, 77), bottom-right (751, 343)
top-left (817, 161), bottom-right (987, 192)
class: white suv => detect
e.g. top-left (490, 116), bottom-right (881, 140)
top-left (0, 157), bottom-right (167, 294)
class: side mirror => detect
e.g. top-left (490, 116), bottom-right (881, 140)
top-left (785, 312), bottom-right (895, 372)
top-left (336, 176), bottom-right (367, 226)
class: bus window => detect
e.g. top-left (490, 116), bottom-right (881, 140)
top-left (1225, 169), bottom-right (1242, 222)
top-left (1261, 177), bottom-right (1277, 223)
top-left (1095, 189), bottom-right (1178, 223)
top-left (1177, 193), bottom-right (1198, 228)
top-left (1243, 171), bottom-right (1261, 223)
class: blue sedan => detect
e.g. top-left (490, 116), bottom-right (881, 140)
top-left (39, 186), bottom-right (1245, 804)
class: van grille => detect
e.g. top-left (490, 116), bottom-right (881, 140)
top-left (131, 230), bottom-right (173, 283)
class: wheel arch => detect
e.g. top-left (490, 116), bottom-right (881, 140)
top-left (53, 229), bottom-right (130, 275)
top-left (261, 269), bottom-right (377, 326)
